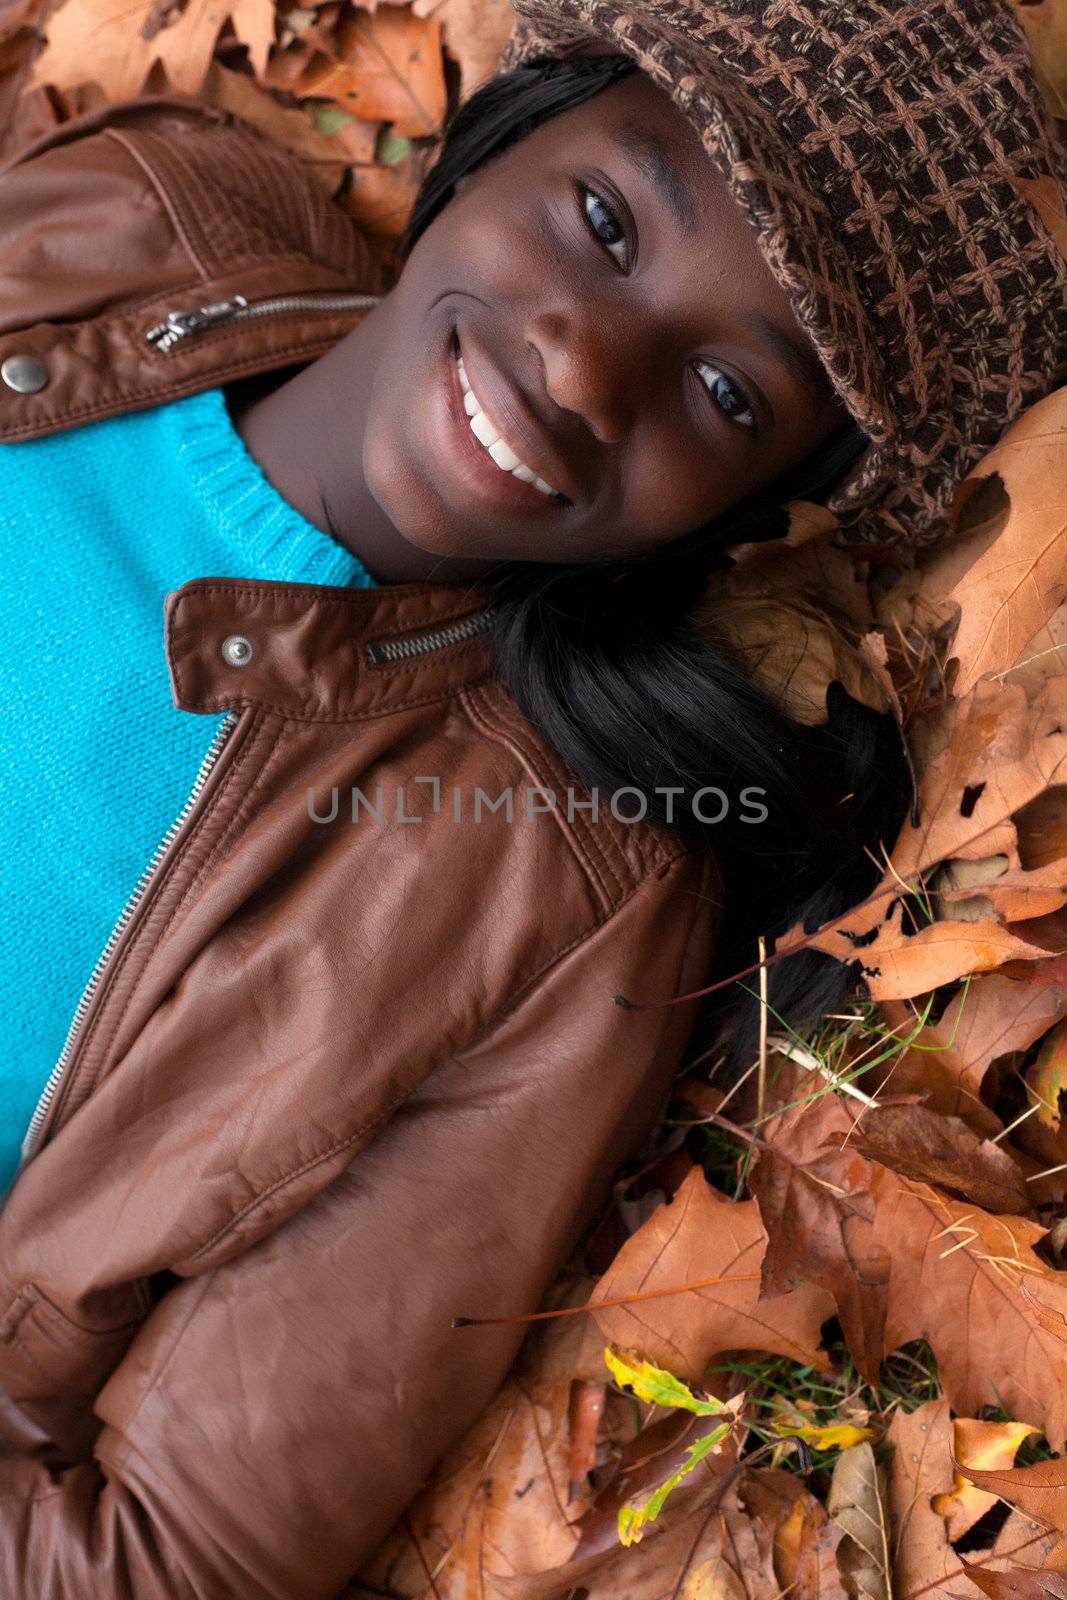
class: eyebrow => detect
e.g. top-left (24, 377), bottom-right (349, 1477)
top-left (742, 309), bottom-right (833, 402)
top-left (612, 123), bottom-right (832, 405)
top-left (614, 121), bottom-right (700, 242)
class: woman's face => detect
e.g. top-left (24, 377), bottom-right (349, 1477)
top-left (360, 66), bottom-right (852, 566)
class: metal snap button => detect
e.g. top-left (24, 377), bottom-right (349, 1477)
top-left (1, 355), bottom-right (49, 394)
top-left (221, 633), bottom-right (254, 667)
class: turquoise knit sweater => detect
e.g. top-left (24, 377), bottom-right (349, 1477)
top-left (0, 387), bottom-right (376, 1197)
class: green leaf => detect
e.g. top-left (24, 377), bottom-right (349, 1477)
top-left (604, 1346), bottom-right (728, 1417)
top-left (312, 104), bottom-right (355, 136)
top-left (376, 127), bottom-right (413, 165)
top-left (617, 1425), bottom-right (732, 1546)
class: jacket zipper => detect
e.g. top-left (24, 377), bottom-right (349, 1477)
top-left (364, 607), bottom-right (496, 664)
top-left (145, 291), bottom-right (381, 354)
top-left (18, 708), bottom-right (241, 1169)
top-left (17, 605), bottom-right (497, 1170)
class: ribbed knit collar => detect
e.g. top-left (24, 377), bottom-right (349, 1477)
top-left (163, 386), bottom-right (377, 588)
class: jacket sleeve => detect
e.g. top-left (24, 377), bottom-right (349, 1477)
top-left (0, 851), bottom-right (719, 1600)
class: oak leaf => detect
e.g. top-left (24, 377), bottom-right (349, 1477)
top-left (965, 1571), bottom-right (1067, 1599)
top-left (830, 1102), bottom-right (1030, 1216)
top-left (886, 1400), bottom-right (960, 1599)
top-left (957, 1454), bottom-right (1067, 1570)
top-left (870, 1171), bottom-right (1067, 1448)
top-left (411, 0), bottom-right (515, 99)
top-left (749, 1082), bottom-right (889, 1381)
top-left (269, 7), bottom-right (446, 136)
top-left (778, 677), bottom-right (1067, 998)
top-left (588, 1168), bottom-right (834, 1385)
top-left (29, 0), bottom-right (274, 98)
top-left (711, 594), bottom-right (890, 727)
top-left (878, 961), bottom-right (1067, 1138)
top-left (884, 1401), bottom-right (1056, 1598)
top-left (925, 389), bottom-right (1067, 697)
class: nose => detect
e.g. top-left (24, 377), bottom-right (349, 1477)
top-left (525, 307), bottom-right (639, 446)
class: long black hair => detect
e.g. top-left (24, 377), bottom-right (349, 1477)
top-left (399, 52), bottom-right (911, 1072)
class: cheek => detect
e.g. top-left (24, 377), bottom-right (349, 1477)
top-left (438, 183), bottom-right (560, 302)
top-left (625, 418), bottom-right (723, 534)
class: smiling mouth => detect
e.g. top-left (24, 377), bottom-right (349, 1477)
top-left (450, 330), bottom-right (571, 507)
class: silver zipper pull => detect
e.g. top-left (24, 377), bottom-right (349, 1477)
top-left (145, 296), bottom-right (250, 353)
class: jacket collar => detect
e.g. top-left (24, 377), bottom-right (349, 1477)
top-left (165, 576), bottom-right (499, 721)
top-left (0, 97), bottom-right (391, 443)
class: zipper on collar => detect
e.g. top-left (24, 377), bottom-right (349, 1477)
top-left (364, 605), bottom-right (496, 665)
top-left (146, 291), bottom-right (381, 354)
top-left (17, 709), bottom-right (242, 1171)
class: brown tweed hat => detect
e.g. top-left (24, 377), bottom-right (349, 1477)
top-left (498, 0), bottom-right (1067, 553)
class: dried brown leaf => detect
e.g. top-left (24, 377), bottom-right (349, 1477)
top-left (29, 0), bottom-right (274, 97)
top-left (411, 0), bottom-right (514, 98)
top-left (958, 1453), bottom-right (1067, 1567)
top-left (933, 1418), bottom-right (1039, 1543)
top-left (711, 594), bottom-right (890, 726)
top-left (588, 1168), bottom-right (834, 1385)
top-left (964, 1568), bottom-right (1067, 1600)
top-left (878, 962), bottom-right (1067, 1137)
top-left (871, 1173), bottom-right (1067, 1448)
top-left (886, 1399), bottom-right (960, 1599)
top-left (831, 1103), bottom-right (1031, 1216)
top-left (276, 6), bottom-right (446, 135)
top-left (749, 1084), bottom-right (888, 1381)
top-left (740, 1468), bottom-right (848, 1598)
top-left (778, 677), bottom-right (1067, 998)
top-left (827, 1441), bottom-right (890, 1600)
top-left (923, 390), bottom-right (1067, 696)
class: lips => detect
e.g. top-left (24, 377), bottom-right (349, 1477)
top-left (451, 329), bottom-right (579, 506)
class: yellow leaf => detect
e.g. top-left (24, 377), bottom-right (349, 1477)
top-left (771, 1419), bottom-right (876, 1451)
top-left (617, 1425), bottom-right (733, 1546)
top-left (603, 1346), bottom-right (728, 1418)
top-left (932, 1416), bottom-right (1038, 1543)
top-left (1027, 1018), bottom-right (1067, 1130)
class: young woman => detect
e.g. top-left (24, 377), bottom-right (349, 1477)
top-left (0, 0), bottom-right (1063, 1592)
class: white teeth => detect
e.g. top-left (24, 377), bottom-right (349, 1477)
top-left (488, 437), bottom-right (523, 471)
top-left (455, 347), bottom-right (561, 498)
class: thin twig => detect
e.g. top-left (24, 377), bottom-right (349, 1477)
top-left (757, 934), bottom-right (768, 1124)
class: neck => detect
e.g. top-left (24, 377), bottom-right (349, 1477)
top-left (227, 302), bottom-right (500, 586)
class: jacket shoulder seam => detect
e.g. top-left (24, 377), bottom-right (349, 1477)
top-left (458, 685), bottom-right (620, 912)
top-left (106, 128), bottom-right (209, 280)
top-left (459, 683), bottom-right (686, 912)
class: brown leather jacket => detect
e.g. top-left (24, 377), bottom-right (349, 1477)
top-left (0, 99), bottom-right (721, 1596)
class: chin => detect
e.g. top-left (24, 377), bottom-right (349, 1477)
top-left (367, 456), bottom-right (507, 568)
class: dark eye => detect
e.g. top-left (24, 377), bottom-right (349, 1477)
top-left (695, 360), bottom-right (757, 430)
top-left (577, 182), bottom-right (630, 270)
